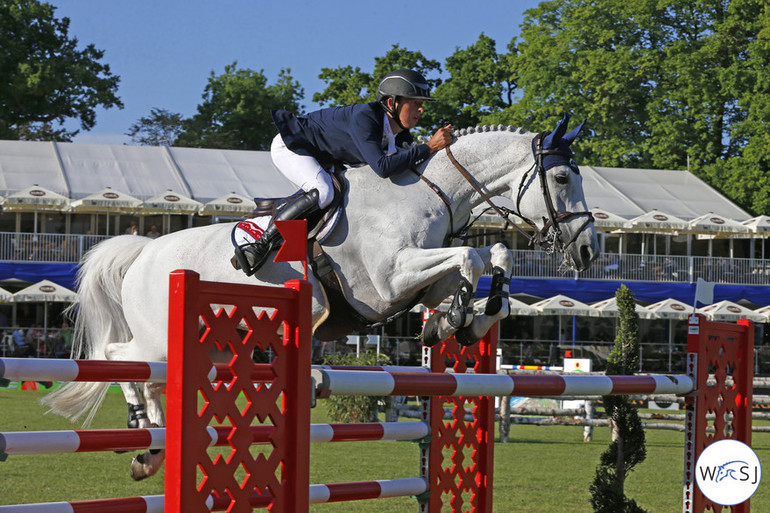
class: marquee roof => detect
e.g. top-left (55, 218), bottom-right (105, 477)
top-left (0, 140), bottom-right (751, 221)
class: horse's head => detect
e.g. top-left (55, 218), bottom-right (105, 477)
top-left (516, 114), bottom-right (599, 271)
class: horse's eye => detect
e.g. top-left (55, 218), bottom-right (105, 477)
top-left (554, 173), bottom-right (569, 185)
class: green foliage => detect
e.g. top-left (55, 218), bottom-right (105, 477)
top-left (313, 44), bottom-right (441, 110)
top-left (484, 0), bottom-right (770, 214)
top-left (429, 34), bottom-right (515, 129)
top-left (126, 108), bottom-right (184, 146)
top-left (0, 0), bottom-right (122, 141)
top-left (590, 284), bottom-right (646, 513)
top-left (175, 64), bottom-right (304, 150)
top-left (322, 349), bottom-right (391, 423)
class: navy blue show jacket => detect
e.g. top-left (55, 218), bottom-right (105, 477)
top-left (272, 102), bottom-right (431, 178)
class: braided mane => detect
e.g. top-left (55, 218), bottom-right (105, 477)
top-left (451, 125), bottom-right (531, 138)
top-left (415, 125), bottom-right (531, 144)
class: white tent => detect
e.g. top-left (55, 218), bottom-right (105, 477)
top-left (686, 212), bottom-right (750, 236)
top-left (741, 215), bottom-right (770, 235)
top-left (0, 185), bottom-right (71, 234)
top-left (532, 294), bottom-right (600, 317)
top-left (13, 280), bottom-right (77, 303)
top-left (0, 141), bottom-right (753, 223)
top-left (137, 190), bottom-right (203, 215)
top-left (591, 297), bottom-right (655, 319)
top-left (752, 304), bottom-right (770, 322)
top-left (13, 280), bottom-right (77, 353)
top-left (199, 192), bottom-right (256, 217)
top-left (589, 207), bottom-right (630, 231)
top-left (0, 185), bottom-right (70, 212)
top-left (67, 187), bottom-right (142, 213)
top-left (645, 298), bottom-right (692, 320)
top-left (626, 210), bottom-right (689, 233)
top-left (697, 300), bottom-right (765, 323)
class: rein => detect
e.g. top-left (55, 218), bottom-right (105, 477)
top-left (427, 137), bottom-right (594, 252)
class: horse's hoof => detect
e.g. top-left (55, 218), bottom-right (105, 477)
top-left (421, 313), bottom-right (444, 347)
top-left (130, 456), bottom-right (149, 481)
top-left (455, 328), bottom-right (480, 347)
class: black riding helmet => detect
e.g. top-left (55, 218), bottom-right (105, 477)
top-left (377, 69), bottom-right (433, 129)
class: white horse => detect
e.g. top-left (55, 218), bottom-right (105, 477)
top-left (42, 114), bottom-right (599, 480)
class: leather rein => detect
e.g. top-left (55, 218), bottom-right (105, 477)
top-left (419, 132), bottom-right (594, 252)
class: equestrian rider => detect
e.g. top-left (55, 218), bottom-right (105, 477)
top-left (232, 68), bottom-right (454, 275)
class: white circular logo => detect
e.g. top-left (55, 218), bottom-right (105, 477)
top-left (696, 439), bottom-right (761, 506)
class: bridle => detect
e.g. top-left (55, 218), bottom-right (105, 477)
top-left (435, 131), bottom-right (594, 254)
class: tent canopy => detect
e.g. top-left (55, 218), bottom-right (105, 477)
top-left (645, 298), bottom-right (692, 320)
top-left (532, 294), bottom-right (599, 317)
top-left (13, 279), bottom-right (76, 302)
top-left (0, 185), bottom-right (70, 212)
top-left (591, 297), bottom-right (655, 319)
top-left (0, 140), bottom-right (751, 222)
top-left (199, 193), bottom-right (256, 216)
top-left (697, 300), bottom-right (765, 322)
top-left (67, 187), bottom-right (142, 213)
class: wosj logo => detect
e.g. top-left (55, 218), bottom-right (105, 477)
top-left (696, 439), bottom-right (762, 506)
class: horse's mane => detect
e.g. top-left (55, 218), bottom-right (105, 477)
top-left (451, 125), bottom-right (531, 138)
top-left (413, 125), bottom-right (532, 145)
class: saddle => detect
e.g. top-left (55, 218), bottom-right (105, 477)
top-left (244, 171), bottom-right (367, 340)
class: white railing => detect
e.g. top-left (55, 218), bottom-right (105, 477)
top-left (2, 231), bottom-right (770, 286)
top-left (511, 249), bottom-right (770, 286)
top-left (0, 232), bottom-right (108, 263)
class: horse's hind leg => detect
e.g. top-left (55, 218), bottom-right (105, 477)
top-left (129, 382), bottom-right (166, 481)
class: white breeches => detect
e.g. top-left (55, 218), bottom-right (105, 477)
top-left (271, 134), bottom-right (334, 209)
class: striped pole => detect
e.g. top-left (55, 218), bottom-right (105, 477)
top-left (311, 369), bottom-right (695, 397)
top-left (0, 422), bottom-right (429, 455)
top-left (0, 478), bottom-right (428, 512)
top-left (0, 358), bottom-right (275, 383)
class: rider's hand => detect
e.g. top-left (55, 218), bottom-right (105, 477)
top-left (426, 124), bottom-right (453, 153)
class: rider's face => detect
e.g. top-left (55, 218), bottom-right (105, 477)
top-left (395, 98), bottom-right (424, 130)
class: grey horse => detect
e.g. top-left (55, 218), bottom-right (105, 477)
top-left (42, 114), bottom-right (599, 480)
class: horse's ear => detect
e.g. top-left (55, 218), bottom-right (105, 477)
top-left (544, 113), bottom-right (571, 148)
top-left (562, 118), bottom-right (587, 146)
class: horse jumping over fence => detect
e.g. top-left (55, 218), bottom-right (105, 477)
top-left (41, 114), bottom-right (599, 480)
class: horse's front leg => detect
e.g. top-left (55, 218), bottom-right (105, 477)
top-left (420, 243), bottom-right (513, 346)
top-left (453, 243), bottom-right (513, 346)
top-left (368, 245), bottom-right (488, 345)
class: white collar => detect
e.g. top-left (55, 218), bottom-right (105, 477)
top-left (382, 114), bottom-right (397, 155)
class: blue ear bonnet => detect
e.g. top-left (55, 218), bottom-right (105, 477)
top-left (536, 114), bottom-right (586, 173)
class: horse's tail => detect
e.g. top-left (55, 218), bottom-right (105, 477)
top-left (40, 235), bottom-right (152, 426)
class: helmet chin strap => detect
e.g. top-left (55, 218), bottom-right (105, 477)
top-left (384, 97), bottom-right (407, 131)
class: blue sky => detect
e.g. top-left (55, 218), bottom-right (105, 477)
top-left (47, 0), bottom-right (542, 145)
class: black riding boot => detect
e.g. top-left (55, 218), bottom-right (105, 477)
top-left (232, 189), bottom-right (320, 276)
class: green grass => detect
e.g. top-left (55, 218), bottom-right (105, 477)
top-left (1, 388), bottom-right (769, 512)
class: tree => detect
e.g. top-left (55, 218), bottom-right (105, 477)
top-left (0, 0), bottom-right (122, 141)
top-left (484, 0), bottom-right (770, 214)
top-left (313, 44), bottom-right (441, 115)
top-left (175, 64), bottom-right (303, 151)
top-left (590, 284), bottom-right (646, 513)
top-left (430, 34), bottom-right (516, 129)
top-left (126, 108), bottom-right (184, 146)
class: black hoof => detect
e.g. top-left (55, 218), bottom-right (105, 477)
top-left (421, 312), bottom-right (444, 347)
top-left (455, 328), bottom-right (480, 347)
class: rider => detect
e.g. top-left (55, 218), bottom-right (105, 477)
top-left (232, 68), bottom-right (454, 275)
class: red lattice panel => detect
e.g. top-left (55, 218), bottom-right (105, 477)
top-left (683, 314), bottom-right (754, 513)
top-left (165, 271), bottom-right (312, 513)
top-left (422, 325), bottom-right (497, 513)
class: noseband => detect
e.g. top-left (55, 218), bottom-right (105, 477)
top-left (442, 131), bottom-right (594, 254)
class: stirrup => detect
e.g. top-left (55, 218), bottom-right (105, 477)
top-left (232, 241), bottom-right (272, 276)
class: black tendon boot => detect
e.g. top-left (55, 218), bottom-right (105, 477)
top-left (232, 189), bottom-right (321, 276)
